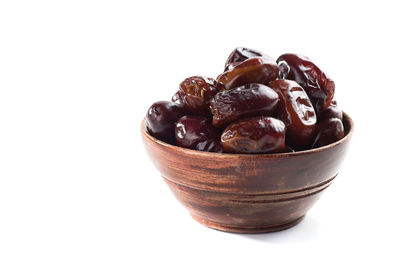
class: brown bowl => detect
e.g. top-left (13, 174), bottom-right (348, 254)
top-left (141, 113), bottom-right (354, 233)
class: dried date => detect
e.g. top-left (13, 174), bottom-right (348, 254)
top-left (217, 57), bottom-right (279, 90)
top-left (209, 83), bottom-right (279, 128)
top-left (311, 118), bottom-right (345, 148)
top-left (224, 47), bottom-right (272, 71)
top-left (277, 53), bottom-right (335, 112)
top-left (171, 90), bottom-right (185, 105)
top-left (268, 79), bottom-right (316, 150)
top-left (318, 98), bottom-right (343, 121)
top-left (146, 101), bottom-right (186, 143)
top-left (175, 116), bottom-right (222, 152)
top-left (221, 116), bottom-right (286, 154)
top-left (178, 76), bottom-right (224, 116)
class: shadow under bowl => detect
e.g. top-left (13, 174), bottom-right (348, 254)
top-left (141, 113), bottom-right (354, 233)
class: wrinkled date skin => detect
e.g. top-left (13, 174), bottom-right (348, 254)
top-left (209, 83), bottom-right (279, 128)
top-left (224, 47), bottom-right (272, 71)
top-left (311, 118), bottom-right (345, 148)
top-left (217, 57), bottom-right (279, 90)
top-left (178, 76), bottom-right (224, 116)
top-left (318, 98), bottom-right (343, 121)
top-left (221, 116), bottom-right (286, 154)
top-left (175, 116), bottom-right (223, 152)
top-left (146, 101), bottom-right (186, 143)
top-left (277, 53), bottom-right (335, 113)
top-left (268, 79), bottom-right (316, 150)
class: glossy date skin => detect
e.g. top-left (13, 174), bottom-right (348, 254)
top-left (277, 53), bottom-right (335, 113)
top-left (217, 57), bottom-right (279, 90)
top-left (318, 98), bottom-right (343, 121)
top-left (175, 116), bottom-right (223, 152)
top-left (224, 47), bottom-right (272, 71)
top-left (221, 116), bottom-right (286, 154)
top-left (178, 76), bottom-right (224, 116)
top-left (209, 83), bottom-right (279, 128)
top-left (268, 79), bottom-right (316, 150)
top-left (171, 90), bottom-right (185, 105)
top-left (311, 118), bottom-right (344, 148)
top-left (146, 101), bottom-right (186, 143)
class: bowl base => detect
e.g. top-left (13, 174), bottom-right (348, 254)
top-left (191, 214), bottom-right (305, 234)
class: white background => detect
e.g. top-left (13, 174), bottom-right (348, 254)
top-left (0, 0), bottom-right (399, 265)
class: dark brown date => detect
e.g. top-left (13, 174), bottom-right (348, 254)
top-left (311, 118), bottom-right (345, 148)
top-left (209, 83), bottom-right (279, 128)
top-left (268, 79), bottom-right (316, 150)
top-left (221, 116), bottom-right (286, 154)
top-left (224, 47), bottom-right (272, 71)
top-left (146, 101), bottom-right (186, 143)
top-left (178, 76), bottom-right (224, 116)
top-left (277, 53), bottom-right (335, 113)
top-left (217, 57), bottom-right (279, 90)
top-left (175, 116), bottom-right (222, 152)
top-left (171, 90), bottom-right (185, 105)
top-left (318, 98), bottom-right (343, 121)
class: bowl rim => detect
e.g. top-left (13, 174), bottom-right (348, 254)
top-left (141, 112), bottom-right (354, 159)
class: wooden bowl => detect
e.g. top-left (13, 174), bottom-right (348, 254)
top-left (141, 113), bottom-right (354, 233)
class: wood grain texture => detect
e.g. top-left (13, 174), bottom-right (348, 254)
top-left (141, 113), bottom-right (354, 233)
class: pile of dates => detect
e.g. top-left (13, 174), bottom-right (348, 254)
top-left (146, 47), bottom-right (345, 154)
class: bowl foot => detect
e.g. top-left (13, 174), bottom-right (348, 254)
top-left (190, 214), bottom-right (305, 234)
